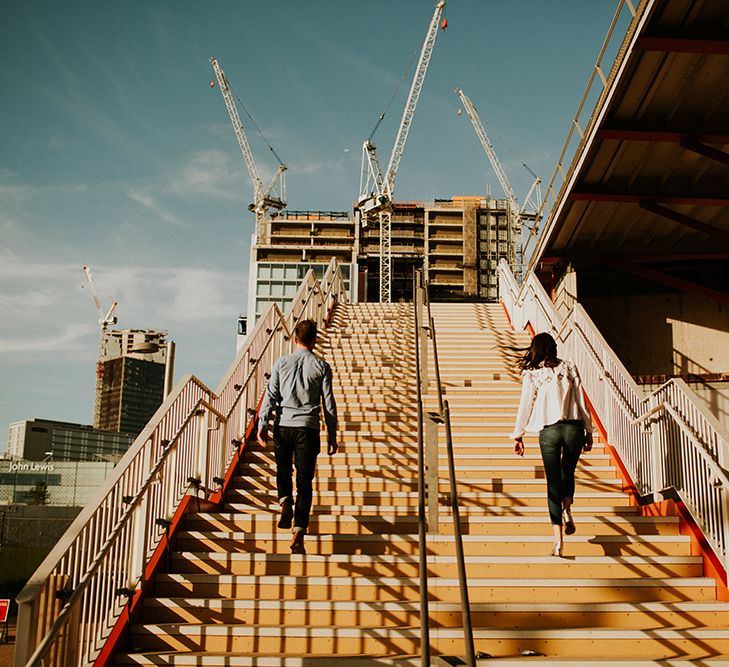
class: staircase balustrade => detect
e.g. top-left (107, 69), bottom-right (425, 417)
top-left (14, 258), bottom-right (348, 667)
top-left (414, 269), bottom-right (475, 667)
top-left (498, 258), bottom-right (729, 577)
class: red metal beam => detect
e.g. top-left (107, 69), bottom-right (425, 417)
top-left (640, 201), bottom-right (729, 243)
top-left (607, 259), bottom-right (729, 305)
top-left (568, 192), bottom-right (729, 207)
top-left (569, 252), bottom-right (729, 265)
top-left (596, 128), bottom-right (729, 145)
top-left (635, 36), bottom-right (729, 55)
top-left (681, 138), bottom-right (729, 167)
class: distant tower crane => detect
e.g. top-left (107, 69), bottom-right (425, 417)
top-left (455, 87), bottom-right (541, 272)
top-left (210, 57), bottom-right (286, 243)
top-left (83, 265), bottom-right (118, 332)
top-left (82, 265), bottom-right (118, 429)
top-left (356, 0), bottom-right (446, 303)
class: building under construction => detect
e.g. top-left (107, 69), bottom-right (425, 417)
top-left (93, 329), bottom-right (171, 437)
top-left (247, 195), bottom-right (519, 323)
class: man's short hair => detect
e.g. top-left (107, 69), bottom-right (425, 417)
top-left (294, 319), bottom-right (317, 346)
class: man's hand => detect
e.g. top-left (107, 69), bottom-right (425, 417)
top-left (327, 439), bottom-right (338, 456)
top-left (583, 432), bottom-right (593, 452)
top-left (257, 428), bottom-right (268, 447)
top-left (514, 438), bottom-right (524, 457)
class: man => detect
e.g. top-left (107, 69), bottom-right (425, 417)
top-left (257, 318), bottom-right (338, 554)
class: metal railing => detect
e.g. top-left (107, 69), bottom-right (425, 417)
top-left (413, 269), bottom-right (475, 667)
top-left (499, 258), bottom-right (729, 576)
top-left (522, 0), bottom-right (644, 268)
top-left (15, 257), bottom-right (348, 667)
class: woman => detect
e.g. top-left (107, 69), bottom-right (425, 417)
top-left (510, 332), bottom-right (594, 557)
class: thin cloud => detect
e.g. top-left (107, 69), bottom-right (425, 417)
top-left (288, 156), bottom-right (348, 177)
top-left (127, 188), bottom-right (184, 226)
top-left (0, 251), bottom-right (243, 360)
top-left (168, 149), bottom-right (244, 200)
top-left (0, 323), bottom-right (94, 355)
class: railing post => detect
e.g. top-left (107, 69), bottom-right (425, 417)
top-left (240, 384), bottom-right (249, 442)
top-left (14, 591), bottom-right (38, 666)
top-left (415, 270), bottom-right (439, 532)
top-left (417, 286), bottom-right (428, 392)
top-left (128, 497), bottom-right (149, 589)
top-left (647, 395), bottom-right (665, 503)
top-left (164, 438), bottom-right (178, 522)
top-left (196, 407), bottom-right (210, 485)
top-left (426, 415), bottom-right (440, 534)
top-left (219, 419), bottom-right (230, 482)
top-left (128, 442), bottom-right (153, 588)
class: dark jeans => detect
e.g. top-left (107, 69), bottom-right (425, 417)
top-left (273, 426), bottom-right (321, 531)
top-left (538, 420), bottom-right (585, 525)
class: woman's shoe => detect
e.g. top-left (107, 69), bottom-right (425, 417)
top-left (550, 540), bottom-right (563, 557)
top-left (562, 509), bottom-right (575, 535)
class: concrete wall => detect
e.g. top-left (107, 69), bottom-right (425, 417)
top-left (553, 267), bottom-right (577, 322)
top-left (581, 291), bottom-right (729, 376)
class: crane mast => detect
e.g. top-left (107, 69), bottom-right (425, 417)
top-left (210, 57), bottom-right (286, 242)
top-left (455, 88), bottom-right (519, 213)
top-left (385, 0), bottom-right (446, 193)
top-left (455, 87), bottom-right (541, 274)
top-left (357, 0), bottom-right (446, 303)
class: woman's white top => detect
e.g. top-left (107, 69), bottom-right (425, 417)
top-left (511, 359), bottom-right (595, 439)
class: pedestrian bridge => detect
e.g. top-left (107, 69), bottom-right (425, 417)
top-left (13, 0), bottom-right (729, 663)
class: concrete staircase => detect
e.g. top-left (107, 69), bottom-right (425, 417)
top-left (425, 303), bottom-right (729, 662)
top-left (114, 302), bottom-right (729, 665)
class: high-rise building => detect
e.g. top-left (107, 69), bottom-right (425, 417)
top-left (245, 196), bottom-right (524, 328)
top-left (93, 329), bottom-right (171, 436)
top-left (246, 210), bottom-right (356, 325)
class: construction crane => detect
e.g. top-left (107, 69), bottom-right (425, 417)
top-left (210, 57), bottom-right (286, 243)
top-left (356, 0), bottom-right (446, 303)
top-left (82, 265), bottom-right (118, 429)
top-left (455, 87), bottom-right (541, 272)
top-left (83, 265), bottom-right (118, 331)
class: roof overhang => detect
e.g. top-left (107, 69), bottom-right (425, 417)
top-left (529, 0), bottom-right (729, 273)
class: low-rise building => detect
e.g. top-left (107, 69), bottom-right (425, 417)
top-left (6, 419), bottom-right (134, 462)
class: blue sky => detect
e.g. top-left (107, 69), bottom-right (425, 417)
top-left (0, 1), bottom-right (623, 444)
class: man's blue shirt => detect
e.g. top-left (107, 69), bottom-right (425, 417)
top-left (257, 347), bottom-right (337, 439)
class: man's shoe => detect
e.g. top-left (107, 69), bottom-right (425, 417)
top-left (290, 531), bottom-right (306, 555)
top-left (278, 499), bottom-right (293, 529)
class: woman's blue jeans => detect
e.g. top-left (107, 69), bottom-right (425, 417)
top-left (538, 420), bottom-right (585, 525)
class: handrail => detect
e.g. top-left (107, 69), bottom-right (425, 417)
top-left (414, 269), bottom-right (475, 667)
top-left (498, 258), bottom-right (729, 576)
top-left (412, 274), bottom-right (430, 667)
top-left (15, 257), bottom-right (348, 667)
top-left (522, 0), bottom-right (647, 270)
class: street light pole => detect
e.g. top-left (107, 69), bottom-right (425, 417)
top-left (163, 340), bottom-right (176, 398)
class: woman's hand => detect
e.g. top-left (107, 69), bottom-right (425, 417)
top-left (583, 432), bottom-right (593, 452)
top-left (514, 438), bottom-right (525, 457)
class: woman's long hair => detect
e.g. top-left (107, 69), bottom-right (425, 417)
top-left (505, 332), bottom-right (560, 372)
